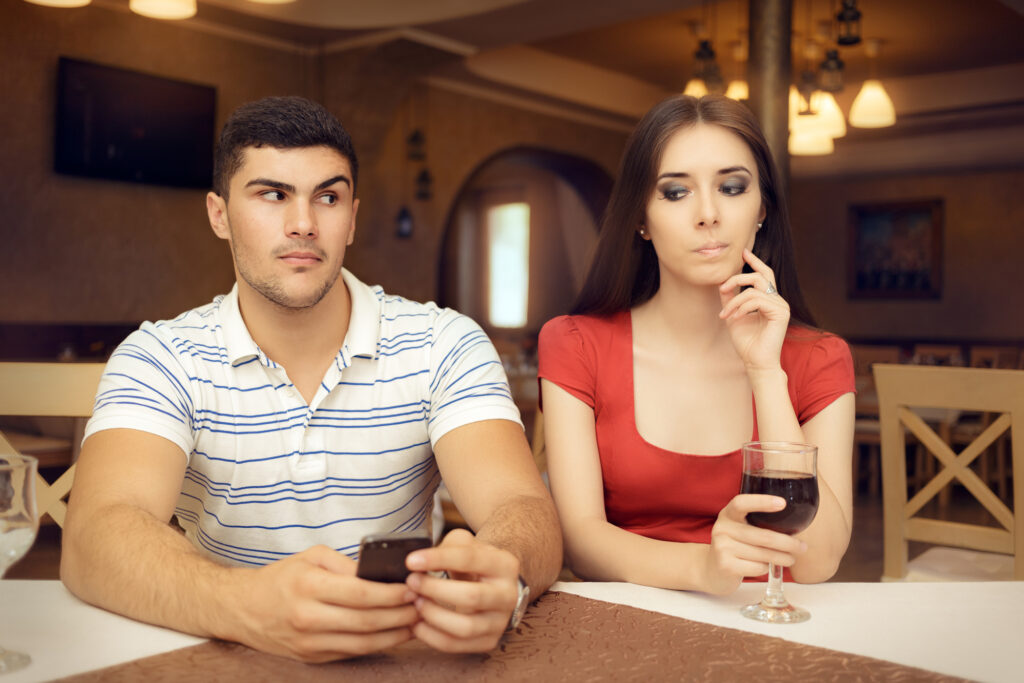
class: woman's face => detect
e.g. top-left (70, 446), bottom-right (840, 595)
top-left (642, 122), bottom-right (766, 289)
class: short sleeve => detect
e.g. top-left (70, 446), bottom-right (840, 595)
top-left (538, 315), bottom-right (596, 409)
top-left (426, 309), bottom-right (522, 446)
top-left (84, 325), bottom-right (196, 461)
top-left (789, 333), bottom-right (856, 424)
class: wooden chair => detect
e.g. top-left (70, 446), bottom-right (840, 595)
top-left (874, 363), bottom-right (1023, 581)
top-left (0, 362), bottom-right (105, 527)
top-left (849, 345), bottom-right (901, 496)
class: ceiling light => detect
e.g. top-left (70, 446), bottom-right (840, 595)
top-left (244, 0), bottom-right (297, 4)
top-left (725, 80), bottom-right (748, 101)
top-left (789, 130), bottom-right (834, 156)
top-left (850, 79), bottom-right (895, 128)
top-left (683, 78), bottom-right (708, 98)
top-left (808, 91), bottom-right (846, 138)
top-left (836, 0), bottom-right (862, 46)
top-left (24, 0), bottom-right (91, 6)
top-left (130, 0), bottom-right (196, 20)
top-left (818, 50), bottom-right (844, 93)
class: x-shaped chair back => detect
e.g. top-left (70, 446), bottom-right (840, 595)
top-left (0, 362), bottom-right (105, 527)
top-left (874, 363), bottom-right (1024, 580)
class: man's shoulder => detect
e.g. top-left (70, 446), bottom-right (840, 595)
top-left (116, 295), bottom-right (229, 360)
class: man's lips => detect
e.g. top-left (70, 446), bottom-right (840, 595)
top-left (279, 252), bottom-right (322, 266)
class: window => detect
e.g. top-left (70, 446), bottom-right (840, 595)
top-left (486, 202), bottom-right (530, 328)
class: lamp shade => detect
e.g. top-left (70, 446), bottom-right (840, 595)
top-left (807, 90), bottom-right (846, 138)
top-left (130, 0), bottom-right (196, 20)
top-left (24, 0), bottom-right (91, 6)
top-left (725, 79), bottom-right (749, 101)
top-left (788, 85), bottom-right (808, 129)
top-left (849, 79), bottom-right (895, 128)
top-left (245, 0), bottom-right (297, 3)
top-left (683, 78), bottom-right (708, 98)
top-left (789, 130), bottom-right (834, 156)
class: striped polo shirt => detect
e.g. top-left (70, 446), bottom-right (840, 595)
top-left (85, 268), bottom-right (521, 567)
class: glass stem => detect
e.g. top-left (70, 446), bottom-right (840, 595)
top-left (763, 562), bottom-right (788, 607)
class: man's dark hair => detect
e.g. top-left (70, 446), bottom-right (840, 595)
top-left (212, 96), bottom-right (358, 198)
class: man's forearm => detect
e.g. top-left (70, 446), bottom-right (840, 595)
top-left (473, 493), bottom-right (563, 599)
top-left (61, 503), bottom-right (240, 639)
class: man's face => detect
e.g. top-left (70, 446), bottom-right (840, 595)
top-left (206, 145), bottom-right (359, 311)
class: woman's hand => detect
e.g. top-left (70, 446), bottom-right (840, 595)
top-left (702, 494), bottom-right (806, 595)
top-left (718, 249), bottom-right (790, 373)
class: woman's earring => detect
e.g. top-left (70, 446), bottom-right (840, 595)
top-left (757, 221), bottom-right (763, 229)
top-left (638, 228), bottom-right (648, 238)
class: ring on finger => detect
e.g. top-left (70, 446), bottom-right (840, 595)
top-left (764, 283), bottom-right (777, 295)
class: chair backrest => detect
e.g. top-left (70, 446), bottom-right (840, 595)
top-left (0, 362), bottom-right (106, 526)
top-left (911, 343), bottom-right (964, 366)
top-left (874, 363), bottom-right (1024, 580)
top-left (969, 345), bottom-right (1020, 370)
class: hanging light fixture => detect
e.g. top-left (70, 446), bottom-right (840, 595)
top-left (725, 40), bottom-right (748, 101)
top-left (818, 50), bottom-right (844, 93)
top-left (836, 0), bottom-right (862, 46)
top-left (850, 39), bottom-right (895, 128)
top-left (24, 0), bottom-right (90, 6)
top-left (684, 78), bottom-right (709, 97)
top-left (850, 79), bottom-right (895, 127)
top-left (245, 0), bottom-right (296, 4)
top-left (809, 91), bottom-right (846, 138)
top-left (789, 129), bottom-right (834, 156)
top-left (130, 0), bottom-right (196, 20)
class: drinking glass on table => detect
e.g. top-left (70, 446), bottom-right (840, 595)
top-left (0, 454), bottom-right (38, 674)
top-left (739, 442), bottom-right (818, 624)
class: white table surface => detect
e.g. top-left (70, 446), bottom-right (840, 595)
top-left (2, 579), bottom-right (1021, 682)
top-left (554, 580), bottom-right (1023, 683)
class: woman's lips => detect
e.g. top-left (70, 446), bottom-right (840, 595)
top-left (695, 243), bottom-right (728, 256)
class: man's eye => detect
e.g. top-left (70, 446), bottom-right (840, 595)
top-left (317, 194), bottom-right (337, 205)
top-left (261, 190), bottom-right (285, 201)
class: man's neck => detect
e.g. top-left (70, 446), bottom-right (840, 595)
top-left (236, 276), bottom-right (352, 403)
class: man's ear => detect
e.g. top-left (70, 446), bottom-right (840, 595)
top-left (347, 197), bottom-right (359, 246)
top-left (207, 192), bottom-right (230, 240)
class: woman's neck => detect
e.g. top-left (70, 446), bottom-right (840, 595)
top-left (633, 276), bottom-right (732, 356)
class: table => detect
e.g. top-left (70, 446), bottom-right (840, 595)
top-left (2, 579), bottom-right (1020, 681)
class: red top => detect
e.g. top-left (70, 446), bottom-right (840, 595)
top-left (538, 311), bottom-right (854, 547)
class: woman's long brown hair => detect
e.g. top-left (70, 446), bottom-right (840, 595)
top-left (571, 94), bottom-right (816, 328)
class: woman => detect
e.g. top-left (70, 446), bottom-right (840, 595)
top-left (538, 95), bottom-right (854, 595)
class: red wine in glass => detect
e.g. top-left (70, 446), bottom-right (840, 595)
top-left (739, 442), bottom-right (819, 624)
top-left (741, 470), bottom-right (819, 534)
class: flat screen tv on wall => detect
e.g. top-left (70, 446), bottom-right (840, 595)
top-left (55, 57), bottom-right (216, 189)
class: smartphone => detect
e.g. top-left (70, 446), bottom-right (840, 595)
top-left (355, 530), bottom-right (433, 583)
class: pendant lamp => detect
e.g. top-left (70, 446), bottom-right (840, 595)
top-left (130, 0), bottom-right (196, 20)
top-left (24, 0), bottom-right (91, 6)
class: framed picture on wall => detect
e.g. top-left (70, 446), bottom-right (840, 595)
top-left (847, 199), bottom-right (944, 299)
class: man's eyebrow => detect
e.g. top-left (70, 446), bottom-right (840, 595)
top-left (314, 174), bottom-right (352, 192)
top-left (243, 175), bottom-right (352, 193)
top-left (245, 178), bottom-right (294, 192)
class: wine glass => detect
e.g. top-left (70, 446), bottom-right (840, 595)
top-left (0, 454), bottom-right (39, 674)
top-left (739, 441), bottom-right (818, 624)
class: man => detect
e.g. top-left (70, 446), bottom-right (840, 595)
top-left (61, 96), bottom-right (562, 662)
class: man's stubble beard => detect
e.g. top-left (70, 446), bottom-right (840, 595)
top-left (231, 239), bottom-right (341, 311)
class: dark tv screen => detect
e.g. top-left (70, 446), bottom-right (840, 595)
top-left (55, 57), bottom-right (216, 189)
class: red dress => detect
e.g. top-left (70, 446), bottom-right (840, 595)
top-left (538, 311), bottom-right (854, 547)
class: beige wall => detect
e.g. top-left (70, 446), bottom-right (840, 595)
top-left (1, 1), bottom-right (317, 323)
top-left (790, 168), bottom-right (1024, 341)
top-left (0, 4), bottom-right (624, 324)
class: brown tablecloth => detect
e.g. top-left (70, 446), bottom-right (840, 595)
top-left (59, 592), bottom-right (964, 682)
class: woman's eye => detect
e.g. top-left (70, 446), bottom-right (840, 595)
top-left (721, 181), bottom-right (748, 196)
top-left (659, 185), bottom-right (689, 201)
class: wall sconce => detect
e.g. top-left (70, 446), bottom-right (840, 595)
top-left (835, 0), bottom-right (862, 46)
top-left (395, 206), bottom-right (414, 239)
top-left (415, 169), bottom-right (433, 201)
top-left (406, 129), bottom-right (425, 161)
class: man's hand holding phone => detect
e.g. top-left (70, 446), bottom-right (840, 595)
top-left (402, 528), bottom-right (524, 653)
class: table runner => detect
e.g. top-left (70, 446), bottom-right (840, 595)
top-left (59, 592), bottom-right (962, 682)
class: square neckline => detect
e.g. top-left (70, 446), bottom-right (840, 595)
top-left (624, 309), bottom-right (758, 458)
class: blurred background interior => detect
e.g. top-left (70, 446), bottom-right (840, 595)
top-left (2, 0), bottom-right (1023, 581)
